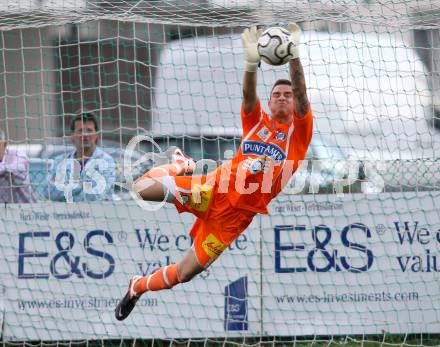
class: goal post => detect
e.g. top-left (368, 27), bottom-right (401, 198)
top-left (0, 0), bottom-right (440, 346)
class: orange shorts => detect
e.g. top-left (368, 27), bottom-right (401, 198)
top-left (173, 175), bottom-right (256, 267)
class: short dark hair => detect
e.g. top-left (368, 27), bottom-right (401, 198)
top-left (270, 79), bottom-right (292, 97)
top-left (70, 113), bottom-right (99, 133)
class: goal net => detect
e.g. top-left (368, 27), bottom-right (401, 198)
top-left (0, 0), bottom-right (440, 346)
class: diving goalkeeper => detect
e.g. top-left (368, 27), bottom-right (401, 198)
top-left (115, 23), bottom-right (313, 320)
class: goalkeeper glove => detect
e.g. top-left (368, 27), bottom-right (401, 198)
top-left (287, 22), bottom-right (301, 59)
top-left (241, 26), bottom-right (263, 72)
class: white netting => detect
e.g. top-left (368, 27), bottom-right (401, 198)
top-left (0, 1), bottom-right (440, 346)
top-left (1, 0), bottom-right (440, 31)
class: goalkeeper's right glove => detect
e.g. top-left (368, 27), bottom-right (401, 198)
top-left (241, 26), bottom-right (263, 72)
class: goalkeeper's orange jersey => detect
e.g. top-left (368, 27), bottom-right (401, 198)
top-left (215, 100), bottom-right (313, 214)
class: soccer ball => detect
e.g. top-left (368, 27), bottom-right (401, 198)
top-left (257, 27), bottom-right (293, 66)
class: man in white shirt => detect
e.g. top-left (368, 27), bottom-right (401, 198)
top-left (46, 113), bottom-right (116, 202)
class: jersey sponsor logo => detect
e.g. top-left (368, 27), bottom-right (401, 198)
top-left (242, 141), bottom-right (286, 163)
top-left (189, 184), bottom-right (213, 212)
top-left (275, 131), bottom-right (286, 142)
top-left (256, 126), bottom-right (272, 142)
top-left (202, 233), bottom-right (226, 259)
top-left (241, 156), bottom-right (267, 174)
top-left (248, 156), bottom-right (265, 174)
top-left (179, 194), bottom-right (190, 205)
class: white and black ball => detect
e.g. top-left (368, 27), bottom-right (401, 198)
top-left (257, 26), bottom-right (293, 66)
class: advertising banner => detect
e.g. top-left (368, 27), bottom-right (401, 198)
top-left (0, 201), bottom-right (260, 340)
top-left (0, 283), bottom-right (3, 339)
top-left (263, 191), bottom-right (440, 335)
top-left (0, 191), bottom-right (439, 339)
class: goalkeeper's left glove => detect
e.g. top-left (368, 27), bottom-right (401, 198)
top-left (287, 23), bottom-right (301, 59)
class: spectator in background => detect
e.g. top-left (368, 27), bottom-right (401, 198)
top-left (0, 130), bottom-right (37, 203)
top-left (46, 113), bottom-right (116, 202)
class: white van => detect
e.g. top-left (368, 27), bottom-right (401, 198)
top-left (152, 30), bottom-right (439, 191)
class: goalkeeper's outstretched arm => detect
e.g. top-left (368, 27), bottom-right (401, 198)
top-left (287, 23), bottom-right (310, 119)
top-left (289, 59), bottom-right (309, 118)
top-left (241, 26), bottom-right (263, 113)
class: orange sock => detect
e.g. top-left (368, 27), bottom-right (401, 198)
top-left (134, 264), bottom-right (181, 295)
